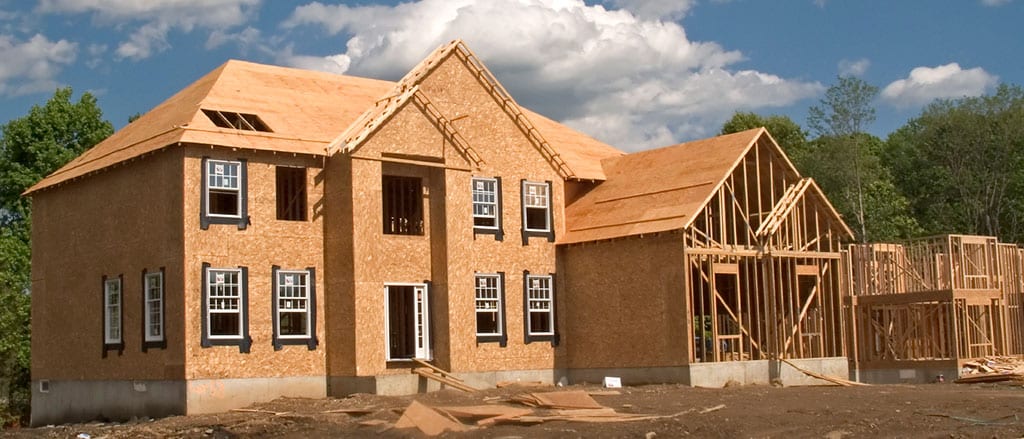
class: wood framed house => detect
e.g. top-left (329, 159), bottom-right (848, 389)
top-left (560, 128), bottom-right (854, 387)
top-left (26, 40), bottom-right (858, 425)
top-left (846, 235), bottom-right (1024, 382)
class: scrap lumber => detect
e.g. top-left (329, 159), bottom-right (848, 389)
top-left (321, 408), bottom-right (375, 416)
top-left (436, 405), bottom-right (534, 426)
top-left (954, 373), bottom-right (1024, 384)
top-left (510, 390), bottom-right (604, 409)
top-left (496, 380), bottom-right (547, 388)
top-left (229, 408), bottom-right (290, 416)
top-left (395, 400), bottom-right (467, 436)
top-left (779, 358), bottom-right (869, 387)
top-left (413, 368), bottom-right (477, 392)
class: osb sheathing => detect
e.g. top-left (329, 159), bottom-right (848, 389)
top-left (182, 147), bottom-right (326, 380)
top-left (30, 147), bottom-right (185, 380)
top-left (327, 52), bottom-right (565, 377)
top-left (562, 233), bottom-right (688, 369)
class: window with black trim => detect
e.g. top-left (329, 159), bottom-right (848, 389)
top-left (201, 264), bottom-right (251, 353)
top-left (472, 177), bottom-right (501, 236)
top-left (474, 273), bottom-right (506, 345)
top-left (201, 158), bottom-right (248, 230)
top-left (523, 272), bottom-right (558, 345)
top-left (276, 166), bottom-right (307, 221)
top-left (272, 266), bottom-right (318, 350)
top-left (521, 180), bottom-right (553, 244)
top-left (103, 276), bottom-right (124, 356)
top-left (382, 175), bottom-right (423, 235)
top-left (142, 269), bottom-right (166, 350)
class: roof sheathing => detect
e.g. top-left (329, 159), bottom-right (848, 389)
top-left (560, 128), bottom-right (765, 244)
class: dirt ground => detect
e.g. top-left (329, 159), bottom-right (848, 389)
top-left (3, 381), bottom-right (1023, 438)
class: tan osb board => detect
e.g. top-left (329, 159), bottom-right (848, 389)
top-left (322, 157), bottom-right (359, 377)
top-left (31, 148), bottom-right (186, 380)
top-left (561, 128), bottom-right (764, 245)
top-left (30, 46), bottom-right (620, 192)
top-left (182, 148), bottom-right (326, 380)
top-left (561, 233), bottom-right (688, 369)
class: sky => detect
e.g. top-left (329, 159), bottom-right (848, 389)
top-left (0, 0), bottom-right (1020, 152)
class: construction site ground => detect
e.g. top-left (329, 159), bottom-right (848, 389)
top-left (4, 381), bottom-right (1024, 438)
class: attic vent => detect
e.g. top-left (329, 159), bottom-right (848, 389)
top-left (202, 109), bottom-right (272, 132)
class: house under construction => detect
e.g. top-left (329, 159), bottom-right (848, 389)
top-left (846, 234), bottom-right (1024, 382)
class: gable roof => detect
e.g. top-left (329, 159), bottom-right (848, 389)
top-left (560, 128), bottom-right (852, 244)
top-left (26, 44), bottom-right (621, 194)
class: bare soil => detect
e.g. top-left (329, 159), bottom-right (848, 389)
top-left (3, 382), bottom-right (1023, 438)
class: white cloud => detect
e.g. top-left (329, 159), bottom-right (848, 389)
top-left (37, 0), bottom-right (259, 60)
top-left (838, 58), bottom-right (869, 76)
top-left (282, 0), bottom-right (822, 150)
top-left (980, 0), bottom-right (1012, 6)
top-left (206, 26), bottom-right (261, 51)
top-left (0, 33), bottom-right (76, 95)
top-left (882, 63), bottom-right (998, 108)
top-left (604, 0), bottom-right (696, 20)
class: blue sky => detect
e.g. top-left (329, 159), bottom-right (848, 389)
top-left (0, 0), bottom-right (1020, 152)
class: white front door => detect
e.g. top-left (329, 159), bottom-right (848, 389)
top-left (384, 283), bottom-right (430, 360)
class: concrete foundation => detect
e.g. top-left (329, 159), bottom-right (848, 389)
top-left (185, 376), bottom-right (325, 414)
top-left (855, 361), bottom-right (958, 384)
top-left (570, 357), bottom-right (849, 388)
top-left (31, 379), bottom-right (186, 426)
top-left (328, 369), bottom-right (562, 396)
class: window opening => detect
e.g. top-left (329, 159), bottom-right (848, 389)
top-left (473, 178), bottom-right (498, 229)
top-left (522, 181), bottom-right (550, 232)
top-left (207, 268), bottom-right (242, 338)
top-left (382, 175), bottom-right (423, 235)
top-left (276, 166), bottom-right (307, 221)
top-left (202, 109), bottom-right (272, 132)
top-left (206, 160), bottom-right (241, 217)
top-left (104, 278), bottom-right (122, 345)
top-left (144, 271), bottom-right (164, 342)
top-left (526, 275), bottom-right (553, 336)
top-left (276, 270), bottom-right (310, 338)
top-left (475, 274), bottom-right (502, 337)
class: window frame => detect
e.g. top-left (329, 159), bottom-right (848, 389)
top-left (200, 157), bottom-right (248, 230)
top-left (520, 180), bottom-right (554, 244)
top-left (472, 177), bottom-right (503, 240)
top-left (474, 272), bottom-right (507, 346)
top-left (141, 268), bottom-right (167, 351)
top-left (272, 266), bottom-right (318, 351)
top-left (523, 271), bottom-right (559, 345)
top-left (200, 263), bottom-right (251, 353)
top-left (102, 275), bottom-right (124, 357)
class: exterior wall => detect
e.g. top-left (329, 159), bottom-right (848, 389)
top-left (181, 147), bottom-right (326, 411)
top-left (561, 233), bottom-right (689, 369)
top-left (30, 148), bottom-right (186, 425)
top-left (323, 53), bottom-right (567, 387)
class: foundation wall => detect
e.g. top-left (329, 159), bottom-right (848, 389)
top-left (562, 233), bottom-right (688, 369)
top-left (182, 148), bottom-right (326, 380)
top-left (30, 379), bottom-right (185, 426)
top-left (185, 376), bottom-right (326, 414)
top-left (855, 360), bottom-right (958, 384)
top-left (328, 368), bottom-right (562, 397)
top-left (30, 148), bottom-right (185, 382)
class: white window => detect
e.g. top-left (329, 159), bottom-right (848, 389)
top-left (522, 181), bottom-right (551, 233)
top-left (472, 177), bottom-right (499, 229)
top-left (276, 270), bottom-right (311, 338)
top-left (206, 159), bottom-right (241, 217)
top-left (475, 274), bottom-right (503, 337)
top-left (206, 268), bottom-right (243, 339)
top-left (104, 278), bottom-right (122, 344)
top-left (526, 274), bottom-right (554, 336)
top-left (144, 272), bottom-right (164, 342)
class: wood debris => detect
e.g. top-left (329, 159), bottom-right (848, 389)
top-left (510, 390), bottom-right (605, 409)
top-left (956, 356), bottom-right (1024, 383)
top-left (496, 380), bottom-right (548, 388)
top-left (394, 400), bottom-right (468, 436)
top-left (410, 359), bottom-right (477, 392)
top-left (228, 408), bottom-right (290, 416)
top-left (779, 358), bottom-right (869, 387)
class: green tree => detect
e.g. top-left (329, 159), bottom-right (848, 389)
top-left (721, 111), bottom-right (810, 163)
top-left (885, 84), bottom-right (1024, 241)
top-left (0, 87), bottom-right (112, 425)
top-left (806, 76), bottom-right (881, 242)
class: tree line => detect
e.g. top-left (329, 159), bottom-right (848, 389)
top-left (723, 78), bottom-right (1024, 244)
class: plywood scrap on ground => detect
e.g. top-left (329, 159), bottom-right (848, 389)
top-left (510, 390), bottom-right (605, 409)
top-left (496, 380), bottom-right (548, 388)
top-left (394, 400), bottom-right (468, 436)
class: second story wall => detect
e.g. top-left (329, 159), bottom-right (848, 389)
top-left (182, 147), bottom-right (326, 380)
